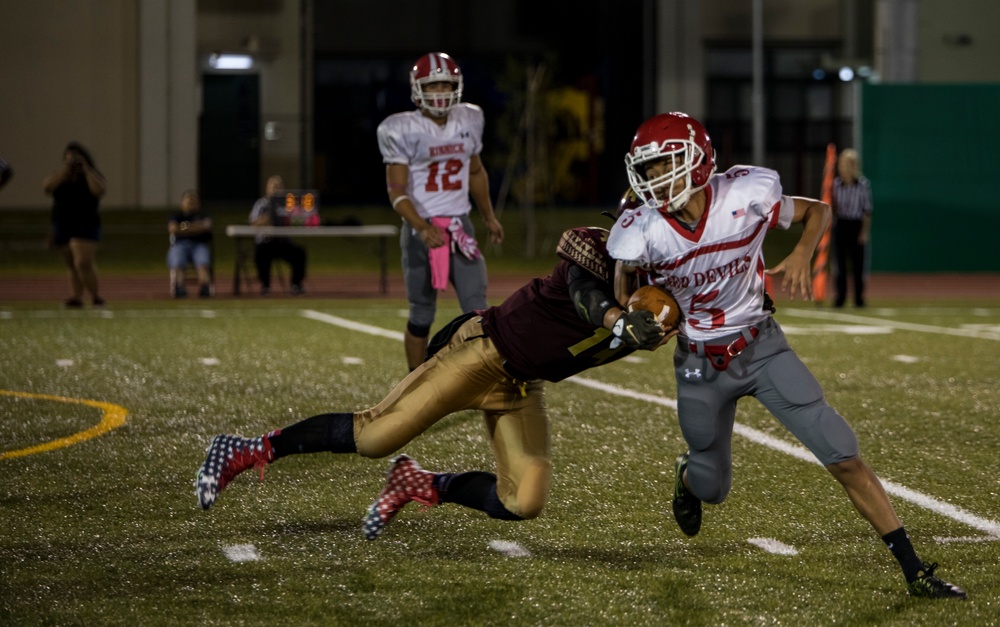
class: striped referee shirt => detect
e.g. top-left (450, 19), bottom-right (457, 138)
top-left (832, 176), bottom-right (873, 221)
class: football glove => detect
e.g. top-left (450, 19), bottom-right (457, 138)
top-left (448, 218), bottom-right (481, 260)
top-left (611, 309), bottom-right (664, 350)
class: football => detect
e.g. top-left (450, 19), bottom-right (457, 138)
top-left (627, 285), bottom-right (682, 330)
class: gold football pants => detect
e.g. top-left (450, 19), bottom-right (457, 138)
top-left (353, 317), bottom-right (551, 519)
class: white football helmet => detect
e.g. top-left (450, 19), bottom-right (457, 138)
top-left (410, 52), bottom-right (463, 118)
top-left (624, 112), bottom-right (717, 214)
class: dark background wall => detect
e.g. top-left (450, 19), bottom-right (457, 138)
top-left (311, 0), bottom-right (645, 207)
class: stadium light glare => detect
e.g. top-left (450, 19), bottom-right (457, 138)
top-left (838, 66), bottom-right (855, 82)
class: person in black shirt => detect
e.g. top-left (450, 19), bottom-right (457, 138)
top-left (167, 190), bottom-right (213, 298)
top-left (249, 175), bottom-right (307, 295)
top-left (195, 227), bottom-right (672, 539)
top-left (43, 142), bottom-right (106, 308)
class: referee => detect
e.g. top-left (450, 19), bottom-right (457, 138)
top-left (831, 149), bottom-right (873, 307)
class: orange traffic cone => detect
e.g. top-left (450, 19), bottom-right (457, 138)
top-left (812, 143), bottom-right (837, 304)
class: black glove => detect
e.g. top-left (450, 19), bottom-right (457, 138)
top-left (612, 309), bottom-right (664, 350)
top-left (763, 290), bottom-right (776, 314)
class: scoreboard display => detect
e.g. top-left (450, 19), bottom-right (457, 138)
top-left (270, 190), bottom-right (321, 226)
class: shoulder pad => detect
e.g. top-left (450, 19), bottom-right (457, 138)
top-left (607, 210), bottom-right (651, 267)
top-left (556, 227), bottom-right (612, 283)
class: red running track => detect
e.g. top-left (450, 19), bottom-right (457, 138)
top-left (2, 272), bottom-right (999, 305)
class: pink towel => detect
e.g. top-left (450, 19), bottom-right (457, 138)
top-left (427, 217), bottom-right (481, 291)
top-left (429, 217), bottom-right (453, 291)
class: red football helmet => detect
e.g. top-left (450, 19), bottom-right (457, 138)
top-left (410, 52), bottom-right (463, 118)
top-left (624, 112), bottom-right (716, 213)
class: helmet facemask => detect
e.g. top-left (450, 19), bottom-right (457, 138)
top-left (625, 139), bottom-right (709, 214)
top-left (412, 78), bottom-right (463, 118)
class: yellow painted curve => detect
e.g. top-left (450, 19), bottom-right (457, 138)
top-left (0, 390), bottom-right (128, 460)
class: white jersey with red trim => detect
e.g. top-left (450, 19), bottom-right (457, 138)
top-left (608, 165), bottom-right (795, 341)
top-left (377, 103), bottom-right (484, 219)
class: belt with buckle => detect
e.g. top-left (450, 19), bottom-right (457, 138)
top-left (502, 360), bottom-right (536, 397)
top-left (688, 326), bottom-right (760, 371)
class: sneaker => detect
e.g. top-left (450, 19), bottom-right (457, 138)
top-left (173, 285), bottom-right (188, 298)
top-left (908, 562), bottom-right (967, 599)
top-left (194, 434), bottom-right (273, 510)
top-left (65, 297), bottom-right (84, 308)
top-left (92, 296), bottom-right (106, 308)
top-left (290, 284), bottom-right (304, 296)
top-left (198, 283), bottom-right (211, 298)
top-left (362, 454), bottom-right (439, 540)
top-left (672, 452), bottom-right (702, 536)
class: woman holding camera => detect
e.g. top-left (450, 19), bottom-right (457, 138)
top-left (43, 142), bottom-right (106, 308)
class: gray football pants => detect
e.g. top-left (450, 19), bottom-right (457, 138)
top-left (401, 214), bottom-right (488, 330)
top-left (673, 316), bottom-right (860, 504)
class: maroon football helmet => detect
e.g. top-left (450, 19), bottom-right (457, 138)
top-left (410, 52), bottom-right (463, 117)
top-left (615, 187), bottom-right (644, 219)
top-left (624, 112), bottom-right (717, 213)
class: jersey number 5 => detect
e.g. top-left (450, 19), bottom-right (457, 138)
top-left (688, 289), bottom-right (726, 330)
top-left (425, 159), bottom-right (463, 192)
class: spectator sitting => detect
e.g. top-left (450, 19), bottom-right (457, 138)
top-left (249, 175), bottom-right (307, 295)
top-left (167, 189), bottom-right (213, 298)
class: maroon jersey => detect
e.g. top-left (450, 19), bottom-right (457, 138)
top-left (481, 258), bottom-right (633, 383)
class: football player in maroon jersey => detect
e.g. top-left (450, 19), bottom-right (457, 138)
top-left (195, 227), bottom-right (670, 540)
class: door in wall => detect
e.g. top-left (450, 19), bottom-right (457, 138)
top-left (199, 73), bottom-right (261, 202)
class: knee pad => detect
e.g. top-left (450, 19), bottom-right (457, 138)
top-left (687, 452), bottom-right (732, 505)
top-left (811, 404), bottom-right (860, 465)
top-left (406, 321), bottom-right (431, 338)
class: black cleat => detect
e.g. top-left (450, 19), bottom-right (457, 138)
top-left (908, 562), bottom-right (967, 599)
top-left (672, 452), bottom-right (702, 536)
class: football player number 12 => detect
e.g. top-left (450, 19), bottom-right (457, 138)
top-left (424, 159), bottom-right (463, 192)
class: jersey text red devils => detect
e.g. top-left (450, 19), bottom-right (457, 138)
top-left (657, 255), bottom-right (752, 290)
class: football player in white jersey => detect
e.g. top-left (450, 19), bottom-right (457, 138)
top-left (608, 112), bottom-right (965, 599)
top-left (377, 52), bottom-right (504, 371)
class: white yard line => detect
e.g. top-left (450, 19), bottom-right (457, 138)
top-left (488, 540), bottom-right (532, 557)
top-left (222, 544), bottom-right (262, 563)
top-left (291, 309), bottom-right (1000, 540)
top-left (567, 376), bottom-right (1000, 538)
top-left (300, 309), bottom-right (404, 340)
top-left (782, 308), bottom-right (1000, 341)
top-left (748, 538), bottom-right (799, 555)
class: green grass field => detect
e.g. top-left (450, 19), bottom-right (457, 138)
top-left (2, 297), bottom-right (999, 625)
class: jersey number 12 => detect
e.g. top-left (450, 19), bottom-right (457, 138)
top-left (424, 159), bottom-right (463, 192)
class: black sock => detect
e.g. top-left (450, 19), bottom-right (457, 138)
top-left (882, 526), bottom-right (925, 582)
top-left (434, 471), bottom-right (524, 521)
top-left (267, 412), bottom-right (357, 459)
